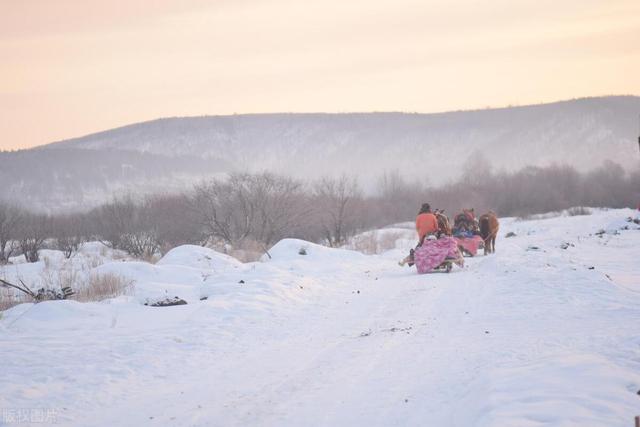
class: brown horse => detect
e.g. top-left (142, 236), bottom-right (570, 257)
top-left (434, 209), bottom-right (452, 237)
top-left (479, 212), bottom-right (499, 255)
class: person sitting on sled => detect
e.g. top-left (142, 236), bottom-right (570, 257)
top-left (453, 208), bottom-right (479, 237)
top-left (400, 203), bottom-right (438, 266)
top-left (416, 203), bottom-right (439, 244)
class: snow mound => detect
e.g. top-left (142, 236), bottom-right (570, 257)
top-left (92, 261), bottom-right (209, 303)
top-left (157, 245), bottom-right (242, 271)
top-left (0, 300), bottom-right (114, 332)
top-left (263, 238), bottom-right (365, 263)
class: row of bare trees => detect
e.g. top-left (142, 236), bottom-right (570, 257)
top-left (189, 173), bottom-right (366, 256)
top-left (0, 173), bottom-right (365, 263)
top-left (1, 162), bottom-right (638, 264)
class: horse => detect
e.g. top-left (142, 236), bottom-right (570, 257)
top-left (479, 211), bottom-right (499, 255)
top-left (434, 209), bottom-right (452, 237)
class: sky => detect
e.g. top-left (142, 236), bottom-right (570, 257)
top-left (1, 0), bottom-right (639, 150)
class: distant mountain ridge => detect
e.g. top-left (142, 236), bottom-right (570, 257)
top-left (3, 95), bottom-right (639, 212)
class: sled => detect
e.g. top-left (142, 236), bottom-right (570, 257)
top-left (454, 235), bottom-right (484, 257)
top-left (399, 254), bottom-right (455, 273)
top-left (399, 237), bottom-right (464, 274)
top-left (432, 259), bottom-right (455, 273)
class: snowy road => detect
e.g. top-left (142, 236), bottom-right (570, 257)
top-left (2, 209), bottom-right (640, 426)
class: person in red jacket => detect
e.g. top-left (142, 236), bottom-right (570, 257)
top-left (400, 203), bottom-right (440, 267)
top-left (416, 203), bottom-right (438, 243)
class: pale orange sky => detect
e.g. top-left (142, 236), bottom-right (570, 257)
top-left (1, 0), bottom-right (639, 150)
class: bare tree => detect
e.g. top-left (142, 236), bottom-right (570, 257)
top-left (18, 213), bottom-right (51, 263)
top-left (313, 175), bottom-right (363, 247)
top-left (583, 160), bottom-right (629, 208)
top-left (251, 173), bottom-right (307, 250)
top-left (0, 202), bottom-right (23, 263)
top-left (94, 196), bottom-right (160, 259)
top-left (93, 196), bottom-right (136, 250)
top-left (374, 170), bottom-right (426, 225)
top-left (191, 177), bottom-right (251, 246)
top-left (52, 213), bottom-right (87, 258)
top-left (191, 173), bottom-right (308, 252)
top-left (146, 193), bottom-right (206, 254)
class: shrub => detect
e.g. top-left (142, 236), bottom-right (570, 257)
top-left (0, 287), bottom-right (29, 311)
top-left (225, 239), bottom-right (265, 263)
top-left (350, 232), bottom-right (378, 255)
top-left (73, 273), bottom-right (133, 302)
top-left (1, 270), bottom-right (133, 311)
top-left (349, 231), bottom-right (404, 254)
top-left (566, 206), bottom-right (592, 216)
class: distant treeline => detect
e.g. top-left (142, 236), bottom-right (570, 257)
top-left (375, 158), bottom-right (640, 223)
top-left (1, 161), bottom-right (638, 263)
top-left (0, 148), bottom-right (231, 210)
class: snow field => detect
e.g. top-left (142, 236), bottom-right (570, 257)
top-left (1, 208), bottom-right (639, 426)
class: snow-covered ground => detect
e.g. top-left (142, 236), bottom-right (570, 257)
top-left (1, 209), bottom-right (639, 426)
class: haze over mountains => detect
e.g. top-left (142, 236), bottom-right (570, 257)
top-left (2, 95), bottom-right (639, 212)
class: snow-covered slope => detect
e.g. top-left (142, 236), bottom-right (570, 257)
top-left (1, 96), bottom-right (638, 211)
top-left (1, 208), bottom-right (639, 426)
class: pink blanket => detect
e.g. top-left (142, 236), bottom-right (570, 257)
top-left (455, 235), bottom-right (484, 256)
top-left (414, 237), bottom-right (464, 274)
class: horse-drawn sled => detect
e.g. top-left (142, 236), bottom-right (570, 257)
top-left (399, 209), bottom-right (464, 274)
top-left (453, 210), bottom-right (499, 256)
top-left (400, 206), bottom-right (500, 273)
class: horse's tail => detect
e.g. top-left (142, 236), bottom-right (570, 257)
top-left (479, 215), bottom-right (490, 241)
